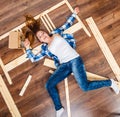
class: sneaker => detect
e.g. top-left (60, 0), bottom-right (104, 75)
top-left (56, 108), bottom-right (64, 117)
top-left (110, 79), bottom-right (120, 94)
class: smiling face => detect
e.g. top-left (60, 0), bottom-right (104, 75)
top-left (36, 30), bottom-right (51, 43)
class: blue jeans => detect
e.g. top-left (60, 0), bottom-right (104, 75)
top-left (45, 56), bottom-right (111, 110)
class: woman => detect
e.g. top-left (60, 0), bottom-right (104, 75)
top-left (23, 7), bottom-right (119, 117)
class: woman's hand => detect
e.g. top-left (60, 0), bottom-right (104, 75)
top-left (74, 7), bottom-right (80, 14)
top-left (23, 38), bottom-right (30, 50)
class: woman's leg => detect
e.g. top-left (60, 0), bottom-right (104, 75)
top-left (71, 57), bottom-right (111, 91)
top-left (45, 62), bottom-right (72, 110)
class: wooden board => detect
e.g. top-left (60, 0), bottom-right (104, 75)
top-left (86, 17), bottom-right (120, 81)
top-left (0, 58), bottom-right (12, 85)
top-left (19, 75), bottom-right (32, 96)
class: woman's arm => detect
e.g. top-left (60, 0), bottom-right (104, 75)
top-left (51, 7), bottom-right (80, 34)
top-left (26, 49), bottom-right (45, 62)
top-left (24, 39), bottom-right (45, 62)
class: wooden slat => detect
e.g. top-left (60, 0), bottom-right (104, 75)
top-left (0, 75), bottom-right (21, 117)
top-left (19, 75), bottom-right (32, 96)
top-left (64, 78), bottom-right (71, 117)
top-left (86, 17), bottom-right (120, 81)
top-left (0, 58), bottom-right (12, 85)
top-left (44, 15), bottom-right (53, 31)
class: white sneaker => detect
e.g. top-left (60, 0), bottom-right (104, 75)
top-left (56, 108), bottom-right (64, 117)
top-left (110, 79), bottom-right (120, 94)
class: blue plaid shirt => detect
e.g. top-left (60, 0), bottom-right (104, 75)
top-left (26, 13), bottom-right (77, 67)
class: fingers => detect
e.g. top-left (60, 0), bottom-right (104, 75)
top-left (23, 39), bottom-right (30, 49)
top-left (74, 7), bottom-right (80, 14)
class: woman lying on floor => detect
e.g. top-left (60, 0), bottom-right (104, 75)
top-left (23, 7), bottom-right (119, 117)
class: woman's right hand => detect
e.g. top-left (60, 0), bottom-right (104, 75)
top-left (23, 38), bottom-right (30, 50)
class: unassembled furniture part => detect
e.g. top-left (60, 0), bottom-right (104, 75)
top-left (0, 75), bottom-right (21, 117)
top-left (86, 17), bottom-right (120, 81)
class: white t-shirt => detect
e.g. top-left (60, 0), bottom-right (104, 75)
top-left (48, 34), bottom-right (79, 64)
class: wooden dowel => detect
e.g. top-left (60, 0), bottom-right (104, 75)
top-left (64, 78), bottom-right (71, 117)
top-left (46, 14), bottom-right (56, 29)
top-left (40, 16), bottom-right (51, 33)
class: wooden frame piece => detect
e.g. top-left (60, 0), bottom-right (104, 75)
top-left (0, 58), bottom-right (12, 85)
top-left (86, 17), bottom-right (120, 81)
top-left (19, 75), bottom-right (32, 96)
top-left (0, 74), bottom-right (21, 117)
top-left (64, 78), bottom-right (71, 117)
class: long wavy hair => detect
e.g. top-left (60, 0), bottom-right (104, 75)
top-left (21, 14), bottom-right (41, 46)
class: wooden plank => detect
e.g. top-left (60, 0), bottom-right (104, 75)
top-left (44, 15), bottom-right (53, 31)
top-left (0, 58), bottom-right (12, 85)
top-left (86, 17), bottom-right (120, 81)
top-left (19, 75), bottom-right (32, 96)
top-left (64, 22), bottom-right (82, 34)
top-left (44, 58), bottom-right (56, 69)
top-left (0, 75), bottom-right (21, 117)
top-left (40, 16), bottom-right (51, 33)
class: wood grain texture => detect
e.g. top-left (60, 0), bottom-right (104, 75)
top-left (0, 0), bottom-right (120, 117)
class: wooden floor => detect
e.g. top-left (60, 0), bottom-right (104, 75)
top-left (0, 0), bottom-right (120, 117)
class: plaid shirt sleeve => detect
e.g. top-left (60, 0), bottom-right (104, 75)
top-left (26, 48), bottom-right (45, 62)
top-left (51, 13), bottom-right (77, 34)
